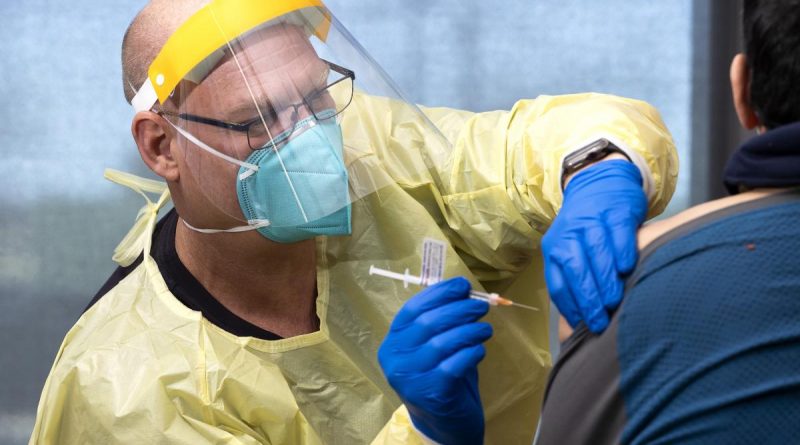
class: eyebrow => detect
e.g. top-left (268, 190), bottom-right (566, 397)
top-left (225, 96), bottom-right (277, 124)
top-left (308, 62), bottom-right (331, 90)
top-left (221, 61), bottom-right (331, 124)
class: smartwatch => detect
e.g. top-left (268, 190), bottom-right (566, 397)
top-left (561, 138), bottom-right (631, 190)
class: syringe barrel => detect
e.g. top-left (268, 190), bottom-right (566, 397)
top-left (369, 265), bottom-right (423, 287)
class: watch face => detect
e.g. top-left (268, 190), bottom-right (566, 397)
top-left (566, 139), bottom-right (610, 168)
top-left (562, 138), bottom-right (627, 189)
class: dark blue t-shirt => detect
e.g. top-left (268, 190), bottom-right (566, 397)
top-left (538, 190), bottom-right (800, 445)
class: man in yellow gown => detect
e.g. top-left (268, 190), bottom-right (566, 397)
top-left (30, 0), bottom-right (677, 443)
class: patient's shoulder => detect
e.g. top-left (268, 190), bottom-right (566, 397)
top-left (637, 189), bottom-right (784, 250)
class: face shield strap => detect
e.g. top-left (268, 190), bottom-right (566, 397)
top-left (132, 78), bottom-right (159, 113)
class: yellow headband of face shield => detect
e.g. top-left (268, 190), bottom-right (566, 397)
top-left (131, 0), bottom-right (331, 112)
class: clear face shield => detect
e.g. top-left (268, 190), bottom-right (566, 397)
top-left (131, 0), bottom-right (451, 243)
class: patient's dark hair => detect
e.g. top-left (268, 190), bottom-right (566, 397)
top-left (743, 0), bottom-right (800, 127)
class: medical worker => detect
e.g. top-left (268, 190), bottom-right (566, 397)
top-left (30, 0), bottom-right (677, 444)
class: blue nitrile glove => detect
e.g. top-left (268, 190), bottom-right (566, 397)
top-left (542, 160), bottom-right (647, 333)
top-left (378, 277), bottom-right (493, 445)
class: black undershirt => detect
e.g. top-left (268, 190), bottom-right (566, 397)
top-left (87, 209), bottom-right (282, 341)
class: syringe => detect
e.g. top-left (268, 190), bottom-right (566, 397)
top-left (368, 265), bottom-right (539, 311)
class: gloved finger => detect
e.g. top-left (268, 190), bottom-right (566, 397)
top-left (556, 238), bottom-right (609, 333)
top-left (583, 225), bottom-right (623, 311)
top-left (607, 210), bottom-right (643, 275)
top-left (391, 277), bottom-right (472, 329)
top-left (400, 299), bottom-right (490, 346)
top-left (425, 322), bottom-right (493, 363)
top-left (438, 344), bottom-right (487, 379)
top-left (395, 322), bottom-right (492, 374)
top-left (544, 256), bottom-right (581, 328)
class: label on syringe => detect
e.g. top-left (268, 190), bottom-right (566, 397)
top-left (420, 238), bottom-right (447, 285)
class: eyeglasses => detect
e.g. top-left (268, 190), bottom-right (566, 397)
top-left (159, 59), bottom-right (354, 150)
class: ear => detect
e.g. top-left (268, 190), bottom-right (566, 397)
top-left (730, 53), bottom-right (761, 130)
top-left (132, 111), bottom-right (180, 182)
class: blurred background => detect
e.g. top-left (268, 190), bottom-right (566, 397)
top-left (0, 1), bottom-right (746, 443)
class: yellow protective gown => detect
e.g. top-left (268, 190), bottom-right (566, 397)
top-left (30, 92), bottom-right (677, 445)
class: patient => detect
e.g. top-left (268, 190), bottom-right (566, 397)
top-left (538, 1), bottom-right (800, 443)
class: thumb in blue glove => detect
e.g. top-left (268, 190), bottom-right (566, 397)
top-left (542, 160), bottom-right (647, 333)
top-left (378, 277), bottom-right (493, 445)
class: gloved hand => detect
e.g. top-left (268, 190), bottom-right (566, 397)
top-left (378, 277), bottom-right (493, 445)
top-left (542, 159), bottom-right (647, 333)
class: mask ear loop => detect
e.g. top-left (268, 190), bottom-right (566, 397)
top-left (181, 217), bottom-right (271, 234)
top-left (127, 61), bottom-right (268, 235)
top-left (161, 120), bottom-right (270, 233)
top-left (165, 119), bottom-right (259, 172)
top-left (209, 8), bottom-right (310, 224)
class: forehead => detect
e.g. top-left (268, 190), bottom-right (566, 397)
top-left (184, 23), bottom-right (328, 109)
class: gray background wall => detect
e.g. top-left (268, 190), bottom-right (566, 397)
top-left (0, 1), bottom-right (743, 443)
